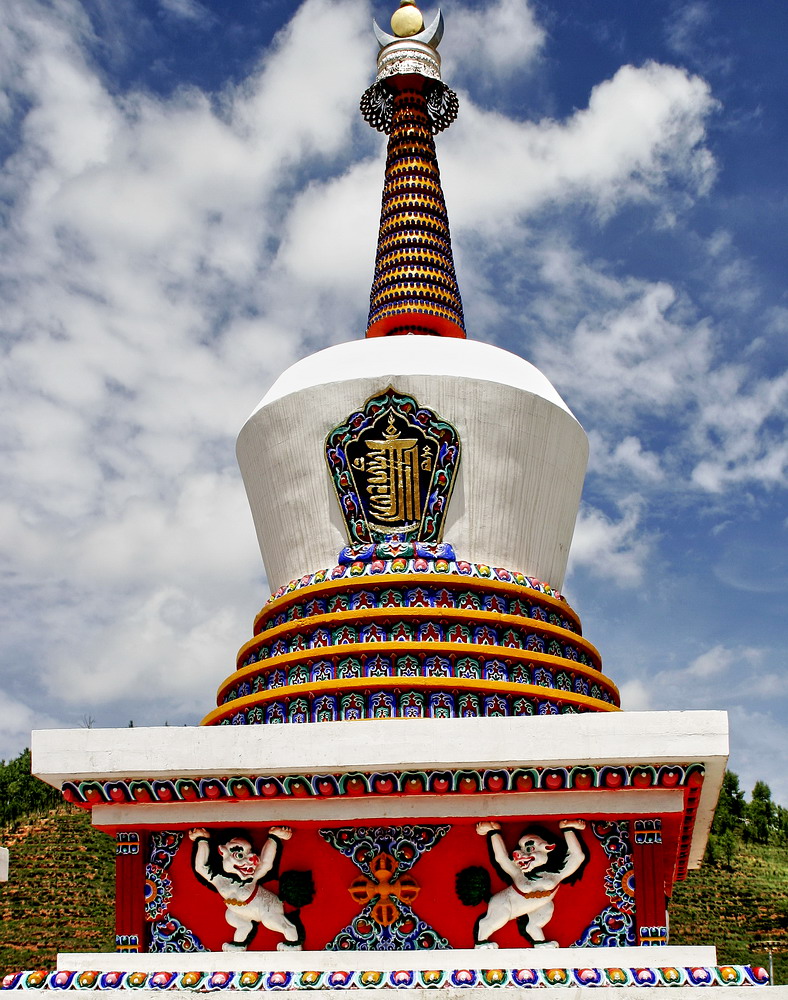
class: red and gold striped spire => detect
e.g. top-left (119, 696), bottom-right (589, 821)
top-left (362, 3), bottom-right (465, 339)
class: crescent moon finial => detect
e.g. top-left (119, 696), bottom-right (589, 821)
top-left (415, 9), bottom-right (444, 48)
top-left (372, 7), bottom-right (444, 50)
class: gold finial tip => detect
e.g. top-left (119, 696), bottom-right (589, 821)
top-left (391, 0), bottom-right (424, 37)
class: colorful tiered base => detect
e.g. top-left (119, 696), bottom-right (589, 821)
top-left (202, 551), bottom-right (618, 726)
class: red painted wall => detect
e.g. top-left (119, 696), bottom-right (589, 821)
top-left (147, 819), bottom-right (619, 952)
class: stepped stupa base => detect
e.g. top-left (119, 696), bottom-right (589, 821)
top-left (15, 710), bottom-right (757, 981)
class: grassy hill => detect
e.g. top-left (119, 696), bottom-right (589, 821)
top-left (670, 838), bottom-right (788, 984)
top-left (1, 807), bottom-right (786, 981)
top-left (0, 808), bottom-right (114, 975)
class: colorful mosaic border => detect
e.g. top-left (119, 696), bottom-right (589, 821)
top-left (264, 562), bottom-right (566, 611)
top-left (244, 612), bottom-right (592, 673)
top-left (62, 763), bottom-right (704, 808)
top-left (224, 658), bottom-right (609, 709)
top-left (1, 966), bottom-right (770, 991)
top-left (208, 561), bottom-right (615, 727)
top-left (208, 687), bottom-right (613, 727)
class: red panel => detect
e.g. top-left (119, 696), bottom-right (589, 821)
top-left (115, 832), bottom-right (146, 951)
top-left (632, 826), bottom-right (667, 944)
top-left (156, 819), bottom-right (614, 952)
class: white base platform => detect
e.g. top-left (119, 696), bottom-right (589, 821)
top-left (3, 947), bottom-right (778, 996)
top-left (58, 946), bottom-right (717, 972)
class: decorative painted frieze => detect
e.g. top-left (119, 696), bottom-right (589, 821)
top-left (2, 965), bottom-right (771, 991)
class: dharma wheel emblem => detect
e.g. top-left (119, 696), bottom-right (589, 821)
top-left (326, 387), bottom-right (460, 544)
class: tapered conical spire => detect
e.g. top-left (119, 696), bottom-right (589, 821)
top-left (362, 4), bottom-right (465, 339)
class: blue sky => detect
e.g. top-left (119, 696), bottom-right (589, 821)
top-left (0, 0), bottom-right (786, 803)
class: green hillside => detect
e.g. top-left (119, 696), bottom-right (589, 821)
top-left (670, 839), bottom-right (788, 984)
top-left (1, 806), bottom-right (787, 981)
top-left (0, 808), bottom-right (115, 975)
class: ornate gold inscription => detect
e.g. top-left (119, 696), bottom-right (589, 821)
top-left (364, 417), bottom-right (420, 526)
top-left (325, 387), bottom-right (461, 544)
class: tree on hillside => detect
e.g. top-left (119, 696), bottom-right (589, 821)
top-left (775, 805), bottom-right (788, 849)
top-left (745, 780), bottom-right (775, 845)
top-left (706, 770), bottom-right (747, 867)
top-left (713, 771), bottom-right (746, 835)
top-left (0, 748), bottom-right (62, 827)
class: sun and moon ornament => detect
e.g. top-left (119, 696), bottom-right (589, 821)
top-left (363, 3), bottom-right (457, 136)
top-left (375, 1), bottom-right (443, 48)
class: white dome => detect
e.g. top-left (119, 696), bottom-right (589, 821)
top-left (238, 337), bottom-right (588, 593)
top-left (256, 337), bottom-right (575, 416)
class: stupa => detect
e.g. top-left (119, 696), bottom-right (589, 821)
top-left (4, 2), bottom-right (781, 995)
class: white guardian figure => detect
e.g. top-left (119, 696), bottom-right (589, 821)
top-left (189, 827), bottom-right (302, 951)
top-left (473, 819), bottom-right (588, 948)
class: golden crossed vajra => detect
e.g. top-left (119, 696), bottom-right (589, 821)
top-left (348, 852), bottom-right (420, 926)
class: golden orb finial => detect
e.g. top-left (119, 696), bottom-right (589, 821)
top-left (390, 0), bottom-right (424, 37)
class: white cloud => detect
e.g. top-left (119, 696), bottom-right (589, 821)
top-left (440, 61), bottom-right (716, 234)
top-left (0, 0), bottom-right (375, 731)
top-left (535, 273), bottom-right (713, 421)
top-left (0, 692), bottom-right (62, 761)
top-left (618, 678), bottom-right (652, 712)
top-left (588, 432), bottom-right (664, 483)
top-left (442, 0), bottom-right (546, 82)
top-left (522, 243), bottom-right (788, 498)
top-left (275, 158), bottom-right (382, 301)
top-left (665, 1), bottom-right (711, 60)
top-left (158, 0), bottom-right (214, 25)
top-left (637, 645), bottom-right (777, 711)
top-left (567, 497), bottom-right (649, 585)
top-left (686, 644), bottom-right (737, 679)
top-left (690, 369), bottom-right (788, 491)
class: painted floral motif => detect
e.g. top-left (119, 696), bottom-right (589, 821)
top-left (320, 824), bottom-right (450, 950)
top-left (319, 824), bottom-right (449, 878)
top-left (605, 855), bottom-right (637, 914)
top-left (327, 901), bottom-right (449, 951)
top-left (574, 821), bottom-right (636, 947)
top-left (144, 865), bottom-right (173, 921)
top-left (148, 917), bottom-right (205, 953)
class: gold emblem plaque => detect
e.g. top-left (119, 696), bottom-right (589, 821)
top-left (325, 387), bottom-right (460, 544)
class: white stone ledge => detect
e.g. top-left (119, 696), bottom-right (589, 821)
top-left (58, 946), bottom-right (718, 973)
top-left (32, 712), bottom-right (727, 785)
top-left (32, 712), bottom-right (727, 869)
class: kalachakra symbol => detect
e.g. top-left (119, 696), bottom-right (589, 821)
top-left (325, 387), bottom-right (460, 544)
